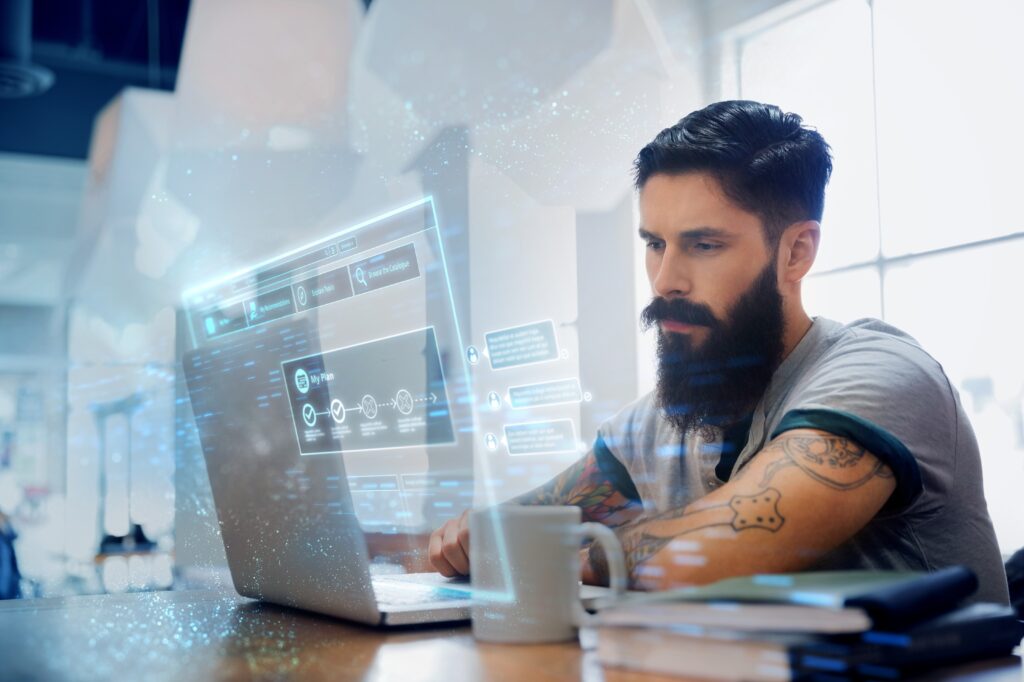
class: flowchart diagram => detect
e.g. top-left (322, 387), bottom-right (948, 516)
top-left (282, 327), bottom-right (455, 455)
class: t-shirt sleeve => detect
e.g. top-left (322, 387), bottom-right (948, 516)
top-left (593, 434), bottom-right (641, 502)
top-left (769, 331), bottom-right (957, 516)
top-left (594, 392), bottom-right (666, 507)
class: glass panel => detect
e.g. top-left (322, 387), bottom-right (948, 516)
top-left (803, 266), bottom-right (882, 324)
top-left (884, 240), bottom-right (1024, 553)
top-left (740, 0), bottom-right (880, 271)
top-left (874, 0), bottom-right (1024, 256)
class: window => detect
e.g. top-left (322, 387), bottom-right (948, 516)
top-left (740, 0), bottom-right (879, 273)
top-left (874, 0), bottom-right (1024, 256)
top-left (735, 0), bottom-right (1024, 553)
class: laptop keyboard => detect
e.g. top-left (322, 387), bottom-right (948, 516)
top-left (372, 574), bottom-right (472, 607)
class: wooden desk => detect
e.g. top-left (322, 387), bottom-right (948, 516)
top-left (0, 589), bottom-right (1019, 681)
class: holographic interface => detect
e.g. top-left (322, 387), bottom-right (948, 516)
top-left (182, 198), bottom-right (475, 532)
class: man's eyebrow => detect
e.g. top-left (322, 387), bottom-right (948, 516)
top-left (678, 226), bottom-right (731, 240)
top-left (637, 226), bottom-right (731, 241)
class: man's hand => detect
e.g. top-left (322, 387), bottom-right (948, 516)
top-left (426, 448), bottom-right (642, 576)
top-left (428, 509), bottom-right (471, 577)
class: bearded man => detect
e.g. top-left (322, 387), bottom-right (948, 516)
top-left (428, 100), bottom-right (1009, 603)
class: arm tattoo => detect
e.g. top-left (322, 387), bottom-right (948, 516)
top-left (758, 434), bottom-right (894, 489)
top-left (588, 488), bottom-right (785, 585)
top-left (587, 434), bottom-right (895, 586)
top-left (510, 453), bottom-right (642, 527)
top-left (509, 457), bottom-right (587, 506)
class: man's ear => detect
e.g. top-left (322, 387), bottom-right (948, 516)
top-left (779, 220), bottom-right (820, 283)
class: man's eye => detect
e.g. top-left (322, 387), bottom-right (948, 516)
top-left (693, 242), bottom-right (722, 253)
top-left (646, 240), bottom-right (665, 252)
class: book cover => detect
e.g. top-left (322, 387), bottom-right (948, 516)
top-left (604, 566), bottom-right (978, 631)
top-left (595, 602), bottom-right (1022, 682)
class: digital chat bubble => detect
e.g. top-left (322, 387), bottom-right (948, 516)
top-left (484, 320), bottom-right (559, 370)
top-left (503, 419), bottom-right (577, 456)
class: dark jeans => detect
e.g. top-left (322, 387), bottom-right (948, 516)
top-left (0, 518), bottom-right (21, 600)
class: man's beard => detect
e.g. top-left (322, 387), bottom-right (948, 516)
top-left (640, 262), bottom-right (786, 438)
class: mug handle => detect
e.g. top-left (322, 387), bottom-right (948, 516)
top-left (574, 521), bottom-right (627, 626)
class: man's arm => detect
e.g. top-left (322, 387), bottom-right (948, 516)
top-left (584, 429), bottom-right (897, 590)
top-left (508, 449), bottom-right (644, 527)
top-left (428, 448), bottom-right (644, 576)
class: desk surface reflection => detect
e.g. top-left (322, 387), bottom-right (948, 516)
top-left (0, 589), bottom-right (1019, 681)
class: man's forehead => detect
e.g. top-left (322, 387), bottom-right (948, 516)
top-left (638, 173), bottom-right (760, 236)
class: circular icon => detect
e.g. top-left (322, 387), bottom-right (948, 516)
top-left (487, 391), bottom-right (501, 410)
top-left (354, 267), bottom-right (367, 288)
top-left (583, 392), bottom-right (593, 402)
top-left (329, 398), bottom-right (345, 424)
top-left (466, 345), bottom-right (480, 365)
top-left (301, 403), bottom-right (317, 427)
top-left (361, 394), bottom-right (378, 419)
top-left (294, 368), bottom-right (310, 394)
top-left (296, 285), bottom-right (308, 307)
top-left (484, 433), bottom-right (499, 451)
top-left (395, 389), bottom-right (414, 415)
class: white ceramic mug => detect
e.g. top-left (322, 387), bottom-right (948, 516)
top-left (469, 505), bottom-right (627, 643)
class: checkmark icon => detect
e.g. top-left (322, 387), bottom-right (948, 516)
top-left (301, 403), bottom-right (316, 427)
top-left (330, 398), bottom-right (346, 424)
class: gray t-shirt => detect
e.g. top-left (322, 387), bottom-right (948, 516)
top-left (596, 317), bottom-right (1009, 604)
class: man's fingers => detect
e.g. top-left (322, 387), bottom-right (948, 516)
top-left (457, 519), bottom-right (470, 557)
top-left (441, 519), bottom-right (471, 575)
top-left (455, 509), bottom-right (471, 556)
top-left (428, 529), bottom-right (458, 577)
top-left (428, 511), bottom-right (473, 577)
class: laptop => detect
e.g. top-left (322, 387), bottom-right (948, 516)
top-left (181, 199), bottom-right (616, 625)
top-left (184, 332), bottom-right (482, 625)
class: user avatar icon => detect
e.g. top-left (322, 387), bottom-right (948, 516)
top-left (487, 391), bottom-right (501, 410)
top-left (466, 346), bottom-right (480, 365)
top-left (294, 368), bottom-right (310, 394)
top-left (484, 433), bottom-right (498, 451)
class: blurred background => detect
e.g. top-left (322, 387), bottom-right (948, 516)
top-left (0, 0), bottom-right (1021, 600)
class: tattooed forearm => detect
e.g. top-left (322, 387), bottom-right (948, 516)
top-left (757, 434), bottom-right (894, 490)
top-left (588, 530), bottom-right (679, 585)
top-left (585, 432), bottom-right (897, 588)
top-left (509, 452), bottom-right (642, 527)
top-left (509, 457), bottom-right (587, 506)
top-left (588, 488), bottom-right (785, 586)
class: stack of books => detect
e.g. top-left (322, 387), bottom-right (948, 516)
top-left (593, 567), bottom-right (1023, 681)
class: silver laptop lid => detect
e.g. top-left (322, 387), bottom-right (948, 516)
top-left (184, 320), bottom-right (382, 624)
top-left (181, 198), bottom-right (478, 624)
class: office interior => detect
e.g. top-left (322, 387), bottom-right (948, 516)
top-left (0, 0), bottom-right (1022, 608)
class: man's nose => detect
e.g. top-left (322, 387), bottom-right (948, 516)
top-left (651, 250), bottom-right (691, 299)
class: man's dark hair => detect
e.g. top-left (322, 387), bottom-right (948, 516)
top-left (634, 100), bottom-right (833, 245)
